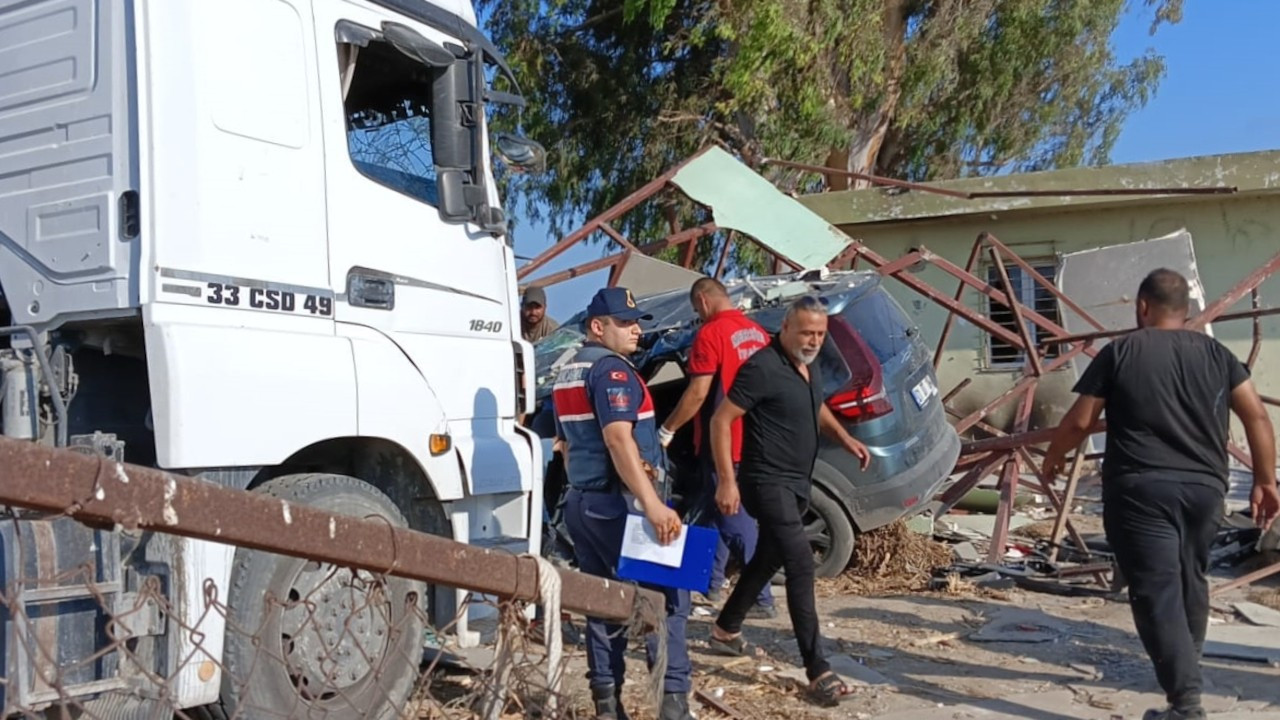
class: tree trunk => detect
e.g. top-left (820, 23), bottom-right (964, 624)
top-left (825, 0), bottom-right (909, 190)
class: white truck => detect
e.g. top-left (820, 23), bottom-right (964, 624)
top-left (0, 0), bottom-right (545, 717)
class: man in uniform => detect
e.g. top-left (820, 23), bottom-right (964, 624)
top-left (1045, 269), bottom-right (1279, 720)
top-left (552, 287), bottom-right (694, 720)
top-left (521, 285), bottom-right (559, 343)
top-left (658, 277), bottom-right (775, 615)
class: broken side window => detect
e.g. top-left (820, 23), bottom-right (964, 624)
top-left (338, 38), bottom-right (439, 206)
top-left (985, 262), bottom-right (1063, 369)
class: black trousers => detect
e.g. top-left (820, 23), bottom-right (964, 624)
top-left (715, 482), bottom-right (830, 681)
top-left (1103, 475), bottom-right (1224, 711)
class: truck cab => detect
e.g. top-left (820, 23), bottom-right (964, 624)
top-left (0, 0), bottom-right (543, 716)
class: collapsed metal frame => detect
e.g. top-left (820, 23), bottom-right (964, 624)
top-left (519, 148), bottom-right (1280, 588)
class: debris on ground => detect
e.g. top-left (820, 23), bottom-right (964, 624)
top-left (1233, 601), bottom-right (1280, 627)
top-left (817, 520), bottom-right (953, 596)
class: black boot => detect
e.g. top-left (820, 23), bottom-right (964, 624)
top-left (659, 692), bottom-right (695, 720)
top-left (591, 685), bottom-right (630, 720)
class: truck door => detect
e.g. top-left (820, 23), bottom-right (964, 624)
top-left (310, 3), bottom-right (529, 496)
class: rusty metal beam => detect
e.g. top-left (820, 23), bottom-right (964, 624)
top-left (983, 233), bottom-right (1107, 333)
top-left (0, 438), bottom-right (665, 630)
top-left (1047, 444), bottom-right (1088, 564)
top-left (847, 243), bottom-right (1028, 349)
top-left (599, 222), bottom-right (639, 253)
top-left (968, 186), bottom-right (1236, 198)
top-left (960, 420), bottom-right (1106, 455)
top-left (524, 253), bottom-right (626, 289)
top-left (918, 247), bottom-right (1093, 358)
top-left (1043, 306), bottom-right (1280, 346)
top-left (1187, 249), bottom-right (1280, 330)
top-left (521, 224), bottom-right (719, 290)
top-left (1248, 288), bottom-right (1263, 370)
top-left (517, 148), bottom-right (713, 281)
top-left (988, 246), bottom-right (1044, 376)
top-left (760, 157), bottom-right (973, 199)
top-left (1211, 558), bottom-right (1280, 596)
top-left (714, 231), bottom-right (737, 280)
top-left (934, 237), bottom-right (985, 371)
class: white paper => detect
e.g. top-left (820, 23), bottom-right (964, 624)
top-left (620, 514), bottom-right (687, 568)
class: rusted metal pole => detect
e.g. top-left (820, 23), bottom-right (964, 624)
top-left (934, 237), bottom-right (985, 371)
top-left (524, 253), bottom-right (626, 289)
top-left (968, 187), bottom-right (1236, 198)
top-left (952, 342), bottom-right (1091, 434)
top-left (1043, 306), bottom-right (1280, 346)
top-left (1187, 249), bottom-right (1280, 331)
top-left (960, 420), bottom-right (1106, 456)
top-left (517, 148), bottom-right (712, 280)
top-left (599, 222), bottom-right (640, 253)
top-left (0, 438), bottom-right (665, 630)
top-left (983, 233), bottom-right (1107, 333)
top-left (1211, 558), bottom-right (1280, 596)
top-left (1248, 288), bottom-right (1263, 370)
top-left (759, 157), bottom-right (973, 200)
top-left (941, 378), bottom-right (973, 405)
top-left (1047, 444), bottom-right (1088, 564)
top-left (522, 224), bottom-right (718, 290)
top-left (607, 251), bottom-right (634, 288)
top-left (919, 247), bottom-right (1093, 358)
top-left (987, 246), bottom-right (1043, 377)
top-left (713, 232), bottom-right (736, 280)
top-left (848, 242), bottom-right (1028, 348)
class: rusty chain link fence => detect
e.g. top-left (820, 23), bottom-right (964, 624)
top-left (0, 513), bottom-right (613, 719)
top-left (0, 439), bottom-right (669, 720)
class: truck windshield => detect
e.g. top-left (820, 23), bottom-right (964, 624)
top-left (339, 40), bottom-right (439, 206)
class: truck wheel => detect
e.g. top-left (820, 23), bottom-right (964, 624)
top-left (805, 486), bottom-right (856, 579)
top-left (220, 474), bottom-right (426, 720)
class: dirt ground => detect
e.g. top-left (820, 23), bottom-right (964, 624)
top-left (540, 568), bottom-right (1280, 720)
top-left (427, 519), bottom-right (1280, 720)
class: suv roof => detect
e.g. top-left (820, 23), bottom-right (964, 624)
top-left (533, 269), bottom-right (889, 396)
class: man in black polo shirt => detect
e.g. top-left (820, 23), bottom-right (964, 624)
top-left (1045, 268), bottom-right (1278, 720)
top-left (704, 296), bottom-right (871, 706)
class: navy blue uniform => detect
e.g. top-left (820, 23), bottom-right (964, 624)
top-left (553, 342), bottom-right (691, 694)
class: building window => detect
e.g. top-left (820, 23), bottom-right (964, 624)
top-left (985, 261), bottom-right (1062, 369)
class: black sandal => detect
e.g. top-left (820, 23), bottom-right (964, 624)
top-left (807, 672), bottom-right (854, 707)
top-left (707, 633), bottom-right (764, 658)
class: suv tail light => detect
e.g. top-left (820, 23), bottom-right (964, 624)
top-left (826, 317), bottom-right (893, 423)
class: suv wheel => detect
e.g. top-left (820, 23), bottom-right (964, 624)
top-left (770, 485), bottom-right (857, 584)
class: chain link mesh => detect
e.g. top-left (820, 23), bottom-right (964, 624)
top-left (0, 510), bottom-right (594, 720)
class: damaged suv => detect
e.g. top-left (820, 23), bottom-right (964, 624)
top-left (529, 270), bottom-right (961, 577)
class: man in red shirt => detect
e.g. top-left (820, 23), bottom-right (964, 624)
top-left (659, 277), bottom-right (775, 615)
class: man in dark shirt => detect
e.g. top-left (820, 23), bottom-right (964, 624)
top-left (704, 296), bottom-right (871, 706)
top-left (1045, 268), bottom-right (1278, 720)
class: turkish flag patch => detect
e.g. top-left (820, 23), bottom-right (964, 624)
top-left (609, 370), bottom-right (628, 382)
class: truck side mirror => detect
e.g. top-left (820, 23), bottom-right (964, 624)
top-left (495, 133), bottom-right (546, 175)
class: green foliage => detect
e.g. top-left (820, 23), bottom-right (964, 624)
top-left (482, 0), bottom-right (1183, 275)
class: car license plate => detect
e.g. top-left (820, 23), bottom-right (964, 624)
top-left (911, 376), bottom-right (938, 409)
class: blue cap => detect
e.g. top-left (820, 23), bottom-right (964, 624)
top-left (586, 287), bottom-right (652, 321)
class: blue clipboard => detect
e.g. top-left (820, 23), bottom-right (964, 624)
top-left (617, 523), bottom-right (719, 593)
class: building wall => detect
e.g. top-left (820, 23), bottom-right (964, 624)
top-left (838, 193), bottom-right (1280, 444)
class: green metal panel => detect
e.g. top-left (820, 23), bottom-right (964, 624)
top-left (672, 147), bottom-right (851, 270)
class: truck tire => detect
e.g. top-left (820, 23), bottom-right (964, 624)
top-left (219, 474), bottom-right (426, 720)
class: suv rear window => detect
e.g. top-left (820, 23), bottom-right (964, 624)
top-left (841, 289), bottom-right (914, 363)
